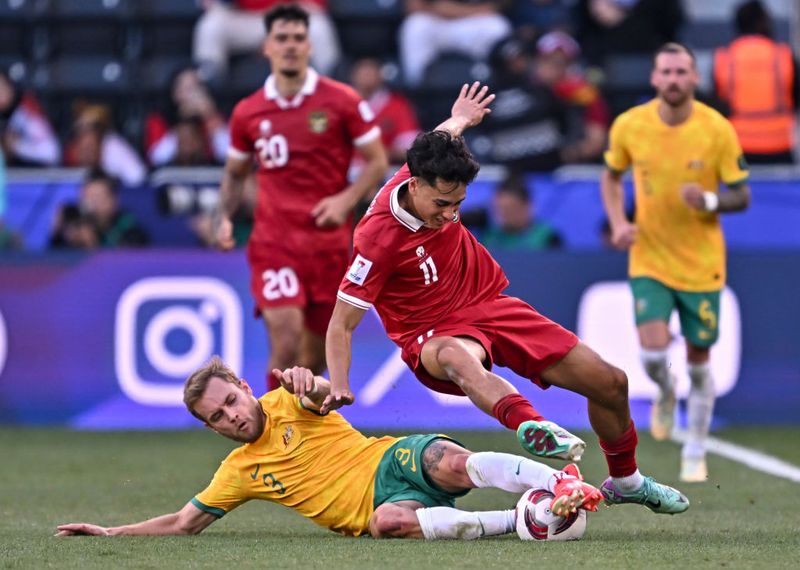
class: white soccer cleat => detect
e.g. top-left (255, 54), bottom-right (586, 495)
top-left (680, 456), bottom-right (708, 483)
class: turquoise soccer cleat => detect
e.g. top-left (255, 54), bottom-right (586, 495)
top-left (600, 476), bottom-right (690, 514)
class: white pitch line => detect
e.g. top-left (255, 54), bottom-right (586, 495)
top-left (672, 429), bottom-right (800, 483)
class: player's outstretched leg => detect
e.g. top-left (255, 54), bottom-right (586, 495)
top-left (600, 475), bottom-right (689, 514)
top-left (516, 420), bottom-right (586, 461)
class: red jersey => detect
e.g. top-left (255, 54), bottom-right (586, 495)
top-left (229, 69), bottom-right (380, 252)
top-left (337, 165), bottom-right (509, 346)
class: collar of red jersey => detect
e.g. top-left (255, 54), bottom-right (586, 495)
top-left (263, 68), bottom-right (319, 109)
top-left (390, 179), bottom-right (424, 232)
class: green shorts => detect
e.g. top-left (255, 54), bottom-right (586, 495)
top-left (373, 434), bottom-right (470, 509)
top-left (630, 277), bottom-right (721, 347)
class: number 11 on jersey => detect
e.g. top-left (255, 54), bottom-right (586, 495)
top-left (419, 257), bottom-right (439, 285)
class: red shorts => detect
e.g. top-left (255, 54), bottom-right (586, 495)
top-left (400, 295), bottom-right (579, 396)
top-left (247, 242), bottom-right (349, 337)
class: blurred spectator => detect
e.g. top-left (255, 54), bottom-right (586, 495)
top-left (478, 35), bottom-right (566, 171)
top-left (50, 169), bottom-right (149, 250)
top-left (64, 103), bottom-right (147, 188)
top-left (533, 31), bottom-right (609, 164)
top-left (0, 70), bottom-right (60, 167)
top-left (193, 0), bottom-right (340, 80)
top-left (399, 0), bottom-right (512, 87)
top-left (145, 66), bottom-right (229, 167)
top-left (481, 174), bottom-right (562, 250)
top-left (512, 0), bottom-right (577, 41)
top-left (713, 0), bottom-right (799, 164)
top-left (576, 0), bottom-right (684, 67)
top-left (0, 148), bottom-right (22, 250)
top-left (350, 58), bottom-right (421, 164)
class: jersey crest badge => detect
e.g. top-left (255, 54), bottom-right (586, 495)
top-left (308, 111), bottom-right (328, 133)
top-left (282, 425), bottom-right (295, 449)
top-left (416, 246), bottom-right (425, 258)
top-left (346, 254), bottom-right (373, 286)
top-left (259, 119), bottom-right (272, 135)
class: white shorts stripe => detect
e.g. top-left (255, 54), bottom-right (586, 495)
top-left (337, 291), bottom-right (372, 311)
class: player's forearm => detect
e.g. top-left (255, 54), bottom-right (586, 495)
top-left (600, 170), bottom-right (627, 227)
top-left (218, 168), bottom-right (247, 218)
top-left (435, 116), bottom-right (472, 137)
top-left (341, 155), bottom-right (387, 206)
top-left (107, 513), bottom-right (195, 536)
top-left (325, 325), bottom-right (354, 393)
top-left (716, 185), bottom-right (751, 213)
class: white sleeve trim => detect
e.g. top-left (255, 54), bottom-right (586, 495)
top-left (354, 126), bottom-right (381, 147)
top-left (337, 291), bottom-right (372, 310)
top-left (227, 146), bottom-right (251, 160)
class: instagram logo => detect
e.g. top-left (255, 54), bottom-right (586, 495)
top-left (115, 277), bottom-right (243, 406)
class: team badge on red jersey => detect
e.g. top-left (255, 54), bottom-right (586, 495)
top-left (346, 254), bottom-right (373, 285)
top-left (309, 111), bottom-right (329, 133)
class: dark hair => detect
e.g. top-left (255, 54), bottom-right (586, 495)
top-left (653, 42), bottom-right (696, 67)
top-left (735, 0), bottom-right (771, 37)
top-left (496, 174), bottom-right (531, 203)
top-left (264, 3), bottom-right (309, 33)
top-left (84, 167), bottom-right (118, 193)
top-left (406, 130), bottom-right (480, 188)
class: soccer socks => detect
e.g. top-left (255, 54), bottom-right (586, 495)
top-left (492, 393), bottom-right (545, 431)
top-left (600, 421), bottom-right (641, 481)
top-left (641, 348), bottom-right (671, 394)
top-left (416, 507), bottom-right (515, 540)
top-left (465, 452), bottom-right (561, 494)
top-left (266, 371), bottom-right (281, 391)
top-left (685, 363), bottom-right (715, 458)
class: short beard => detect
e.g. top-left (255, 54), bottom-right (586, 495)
top-left (661, 89), bottom-right (691, 108)
top-left (280, 69), bottom-right (300, 79)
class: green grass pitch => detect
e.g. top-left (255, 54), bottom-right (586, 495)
top-left (1, 426), bottom-right (798, 569)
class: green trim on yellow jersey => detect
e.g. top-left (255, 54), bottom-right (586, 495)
top-left (726, 175), bottom-right (749, 188)
top-left (191, 497), bottom-right (225, 518)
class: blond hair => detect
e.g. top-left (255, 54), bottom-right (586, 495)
top-left (183, 356), bottom-right (241, 421)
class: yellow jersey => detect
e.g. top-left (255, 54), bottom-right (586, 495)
top-left (192, 389), bottom-right (398, 536)
top-left (604, 98), bottom-right (749, 291)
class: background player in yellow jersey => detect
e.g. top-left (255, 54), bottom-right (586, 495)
top-left (600, 43), bottom-right (751, 483)
top-left (57, 358), bottom-right (601, 540)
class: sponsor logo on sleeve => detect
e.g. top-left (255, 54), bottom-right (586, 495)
top-left (346, 254), bottom-right (373, 286)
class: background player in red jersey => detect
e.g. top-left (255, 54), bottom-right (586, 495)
top-left (215, 5), bottom-right (388, 389)
top-left (324, 83), bottom-right (689, 515)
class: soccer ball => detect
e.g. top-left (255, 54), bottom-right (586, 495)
top-left (515, 488), bottom-right (587, 541)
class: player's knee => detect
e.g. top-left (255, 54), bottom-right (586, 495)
top-left (435, 341), bottom-right (477, 379)
top-left (369, 504), bottom-right (413, 538)
top-left (605, 365), bottom-right (629, 407)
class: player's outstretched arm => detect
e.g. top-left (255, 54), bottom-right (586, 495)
top-left (322, 300), bottom-right (368, 414)
top-left (435, 82), bottom-right (495, 137)
top-left (56, 501), bottom-right (216, 537)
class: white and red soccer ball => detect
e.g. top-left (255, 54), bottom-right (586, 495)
top-left (515, 488), bottom-right (587, 541)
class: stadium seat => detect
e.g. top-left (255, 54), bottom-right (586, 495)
top-left (42, 0), bottom-right (134, 59)
top-left (32, 57), bottom-right (133, 95)
top-left (0, 0), bottom-right (34, 59)
top-left (227, 54), bottom-right (270, 98)
top-left (329, 0), bottom-right (403, 59)
top-left (137, 56), bottom-right (194, 95)
top-left (136, 0), bottom-right (202, 20)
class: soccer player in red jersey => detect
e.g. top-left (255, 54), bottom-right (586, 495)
top-left (215, 5), bottom-right (388, 389)
top-left (324, 83), bottom-right (689, 515)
